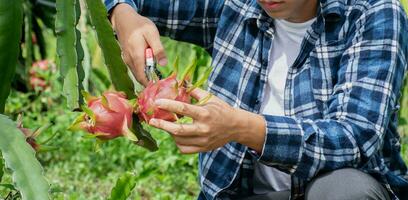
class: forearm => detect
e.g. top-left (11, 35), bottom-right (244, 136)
top-left (110, 3), bottom-right (138, 31)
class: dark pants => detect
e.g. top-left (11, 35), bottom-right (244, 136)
top-left (240, 168), bottom-right (391, 200)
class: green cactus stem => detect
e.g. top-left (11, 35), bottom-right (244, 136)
top-left (0, 115), bottom-right (50, 200)
top-left (56, 0), bottom-right (84, 110)
top-left (0, 0), bottom-right (24, 113)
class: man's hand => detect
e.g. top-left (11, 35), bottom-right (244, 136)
top-left (149, 88), bottom-right (267, 154)
top-left (110, 3), bottom-right (167, 86)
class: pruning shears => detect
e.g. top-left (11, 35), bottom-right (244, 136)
top-left (144, 48), bottom-right (162, 83)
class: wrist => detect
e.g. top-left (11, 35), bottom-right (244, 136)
top-left (233, 109), bottom-right (266, 152)
top-left (110, 3), bottom-right (138, 30)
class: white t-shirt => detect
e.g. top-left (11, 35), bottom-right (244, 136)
top-left (253, 18), bottom-right (316, 194)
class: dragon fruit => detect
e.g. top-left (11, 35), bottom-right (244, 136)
top-left (69, 91), bottom-right (138, 141)
top-left (137, 73), bottom-right (191, 123)
top-left (29, 76), bottom-right (48, 90)
top-left (30, 60), bottom-right (51, 75)
top-left (29, 60), bottom-right (56, 91)
top-left (69, 57), bottom-right (212, 146)
top-left (137, 57), bottom-right (213, 123)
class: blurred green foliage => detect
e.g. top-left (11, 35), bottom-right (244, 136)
top-left (1, 5), bottom-right (210, 196)
top-left (1, 38), bottom-right (207, 200)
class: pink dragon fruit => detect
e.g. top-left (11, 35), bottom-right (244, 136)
top-left (69, 91), bottom-right (138, 141)
top-left (70, 57), bottom-right (212, 145)
top-left (29, 76), bottom-right (48, 90)
top-left (137, 73), bottom-right (191, 122)
top-left (136, 57), bottom-right (213, 123)
top-left (29, 60), bottom-right (56, 91)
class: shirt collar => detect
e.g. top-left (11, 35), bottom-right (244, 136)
top-left (243, 0), bottom-right (345, 22)
top-left (319, 0), bottom-right (346, 21)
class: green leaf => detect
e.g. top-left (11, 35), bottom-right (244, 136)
top-left (188, 66), bottom-right (213, 93)
top-left (81, 90), bottom-right (96, 103)
top-left (132, 117), bottom-right (158, 152)
top-left (402, 0), bottom-right (408, 13)
top-left (0, 183), bottom-right (16, 191)
top-left (91, 67), bottom-right (112, 90)
top-left (180, 58), bottom-right (198, 82)
top-left (0, 0), bottom-right (23, 113)
top-left (108, 172), bottom-right (137, 200)
top-left (83, 0), bottom-right (135, 98)
top-left (23, 2), bottom-right (33, 72)
top-left (0, 115), bottom-right (50, 200)
top-left (173, 56), bottom-right (180, 75)
top-left (56, 0), bottom-right (83, 110)
top-left (0, 154), bottom-right (4, 182)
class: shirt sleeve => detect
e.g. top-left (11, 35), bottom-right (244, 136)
top-left (251, 1), bottom-right (408, 181)
top-left (103, 0), bottom-right (225, 50)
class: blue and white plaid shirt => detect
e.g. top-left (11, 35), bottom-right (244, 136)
top-left (105, 0), bottom-right (408, 199)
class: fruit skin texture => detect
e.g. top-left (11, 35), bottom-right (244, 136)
top-left (71, 91), bottom-right (136, 140)
top-left (137, 74), bottom-right (191, 123)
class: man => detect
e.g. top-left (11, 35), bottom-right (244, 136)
top-left (105, 0), bottom-right (408, 199)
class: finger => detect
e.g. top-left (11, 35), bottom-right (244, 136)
top-left (155, 99), bottom-right (207, 119)
top-left (144, 29), bottom-right (167, 66)
top-left (121, 52), bottom-right (134, 70)
top-left (123, 52), bottom-right (138, 77)
top-left (173, 135), bottom-right (208, 147)
top-left (176, 145), bottom-right (203, 154)
top-left (190, 88), bottom-right (211, 101)
top-left (130, 45), bottom-right (149, 86)
top-left (149, 118), bottom-right (201, 136)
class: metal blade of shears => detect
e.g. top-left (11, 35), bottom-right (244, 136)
top-left (145, 48), bottom-right (162, 83)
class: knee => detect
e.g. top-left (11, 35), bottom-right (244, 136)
top-left (305, 168), bottom-right (389, 200)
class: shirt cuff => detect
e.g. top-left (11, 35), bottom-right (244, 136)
top-left (249, 115), bottom-right (303, 169)
top-left (104, 0), bottom-right (139, 13)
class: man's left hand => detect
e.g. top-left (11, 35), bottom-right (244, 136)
top-left (149, 88), bottom-right (266, 154)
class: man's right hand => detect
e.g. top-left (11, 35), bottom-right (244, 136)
top-left (110, 3), bottom-right (167, 86)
